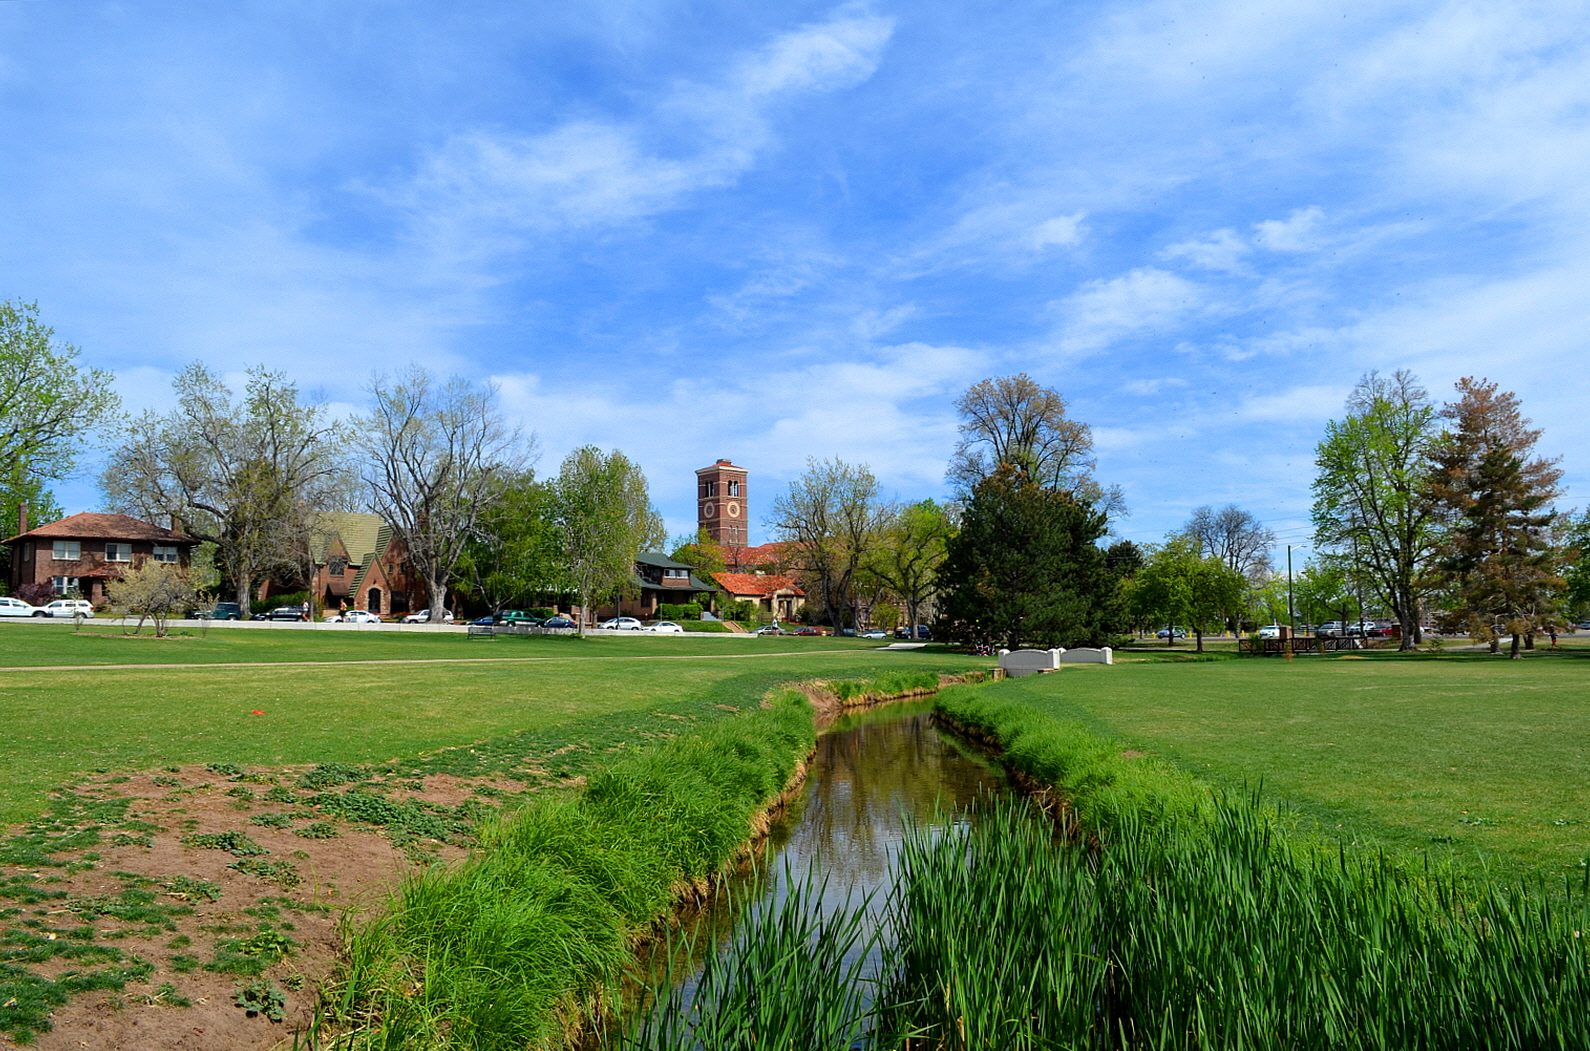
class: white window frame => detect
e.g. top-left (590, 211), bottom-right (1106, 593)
top-left (152, 545), bottom-right (179, 563)
top-left (50, 576), bottom-right (80, 595)
top-left (105, 542), bottom-right (132, 563)
top-left (52, 540), bottom-right (81, 561)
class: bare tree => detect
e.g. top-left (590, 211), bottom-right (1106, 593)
top-left (768, 458), bottom-right (890, 629)
top-left (554, 446), bottom-right (662, 629)
top-left (103, 365), bottom-right (351, 613)
top-left (1182, 505), bottom-right (1276, 581)
top-left (358, 367), bottom-right (532, 621)
top-left (105, 560), bottom-right (198, 637)
top-left (947, 374), bottom-right (1123, 516)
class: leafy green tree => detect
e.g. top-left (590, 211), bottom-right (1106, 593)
top-left (457, 471), bottom-right (563, 613)
top-left (937, 466), bottom-right (1121, 649)
top-left (1130, 537), bottom-right (1249, 651)
top-left (767, 458), bottom-right (890, 629)
top-left (866, 499), bottom-right (956, 636)
top-left (947, 374), bottom-right (1124, 513)
top-left (670, 528), bottom-right (728, 576)
top-left (1426, 378), bottom-right (1564, 656)
top-left (1312, 370), bottom-right (1440, 650)
top-left (0, 299), bottom-right (117, 544)
top-left (1561, 508), bottom-right (1590, 623)
top-left (554, 446), bottom-right (661, 630)
top-left (104, 365), bottom-right (350, 614)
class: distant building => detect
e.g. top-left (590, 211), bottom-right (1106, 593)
top-left (714, 571), bottom-right (805, 621)
top-left (593, 552), bottom-right (717, 621)
top-left (307, 511), bottom-right (418, 617)
top-left (696, 458), bottom-right (748, 547)
top-left (4, 509), bottom-right (199, 605)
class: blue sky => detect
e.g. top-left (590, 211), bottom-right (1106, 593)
top-left (4, 0), bottom-right (1587, 556)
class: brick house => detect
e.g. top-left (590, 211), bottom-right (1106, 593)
top-left (596, 552), bottom-right (717, 620)
top-left (714, 571), bottom-right (805, 621)
top-left (5, 510), bottom-right (200, 605)
top-left (306, 511), bottom-right (419, 618)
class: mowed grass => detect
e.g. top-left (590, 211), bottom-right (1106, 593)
top-left (993, 647), bottom-right (1590, 883)
top-left (0, 624), bottom-right (982, 827)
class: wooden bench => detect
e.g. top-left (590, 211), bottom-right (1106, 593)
top-left (466, 624), bottom-right (495, 640)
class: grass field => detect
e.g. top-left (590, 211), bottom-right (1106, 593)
top-left (0, 624), bottom-right (982, 827)
top-left (991, 645), bottom-right (1590, 884)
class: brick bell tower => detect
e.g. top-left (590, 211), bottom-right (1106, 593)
top-left (695, 459), bottom-right (748, 546)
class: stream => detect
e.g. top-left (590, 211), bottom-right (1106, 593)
top-left (613, 699), bottom-right (1011, 1040)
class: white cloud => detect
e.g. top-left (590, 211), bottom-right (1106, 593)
top-left (1031, 212), bottom-right (1087, 249)
top-left (1233, 384), bottom-right (1350, 424)
top-left (1161, 228), bottom-right (1248, 271)
top-left (1253, 207), bottom-right (1325, 252)
top-left (1056, 267), bottom-right (1208, 353)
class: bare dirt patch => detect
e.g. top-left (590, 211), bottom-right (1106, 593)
top-left (0, 763), bottom-right (532, 1051)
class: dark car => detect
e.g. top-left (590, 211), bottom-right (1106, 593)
top-left (792, 627), bottom-right (824, 636)
top-left (834, 627), bottom-right (860, 638)
top-left (1156, 627), bottom-right (1188, 638)
top-left (262, 605), bottom-right (308, 622)
top-left (199, 602), bottom-right (244, 621)
top-left (542, 615), bottom-right (576, 629)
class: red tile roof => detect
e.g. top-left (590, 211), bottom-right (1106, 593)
top-left (713, 572), bottom-right (804, 598)
top-left (724, 541), bottom-right (796, 570)
top-left (4, 512), bottom-right (198, 546)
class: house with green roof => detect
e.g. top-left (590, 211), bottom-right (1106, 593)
top-left (309, 511), bottom-right (419, 618)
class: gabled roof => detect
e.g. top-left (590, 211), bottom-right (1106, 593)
top-left (725, 542), bottom-right (795, 570)
top-left (635, 551), bottom-right (699, 571)
top-left (713, 572), bottom-right (805, 598)
top-left (3, 512), bottom-right (198, 546)
top-left (310, 511), bottom-right (387, 566)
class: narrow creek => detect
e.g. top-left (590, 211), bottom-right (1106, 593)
top-left (609, 699), bottom-right (1011, 1041)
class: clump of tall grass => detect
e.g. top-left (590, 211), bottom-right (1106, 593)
top-left (327, 690), bottom-right (817, 1050)
top-left (827, 670), bottom-right (942, 705)
top-left (619, 864), bottom-right (883, 1051)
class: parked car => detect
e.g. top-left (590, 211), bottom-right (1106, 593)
top-left (755, 624), bottom-right (783, 635)
top-left (542, 615), bottom-right (576, 628)
top-left (261, 605), bottom-right (308, 622)
top-left (497, 610), bottom-right (541, 625)
top-left (1365, 623), bottom-right (1396, 638)
top-left (198, 602), bottom-right (245, 621)
top-left (1317, 621), bottom-right (1346, 637)
top-left (834, 627), bottom-right (860, 638)
top-left (41, 599), bottom-right (95, 619)
top-left (335, 609), bottom-right (381, 624)
top-left (861, 629), bottom-right (890, 639)
top-left (0, 596), bottom-right (43, 618)
top-left (1155, 626), bottom-right (1188, 639)
top-left (644, 620), bottom-right (685, 633)
top-left (598, 616), bottom-right (643, 630)
top-left (894, 625), bottom-right (933, 639)
top-left (792, 626), bottom-right (825, 636)
top-left (1257, 624), bottom-right (1284, 639)
top-left (400, 609), bottom-right (454, 624)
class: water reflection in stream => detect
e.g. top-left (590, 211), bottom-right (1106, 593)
top-left (615, 701), bottom-right (1009, 1039)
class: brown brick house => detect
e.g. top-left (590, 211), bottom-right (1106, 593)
top-left (306, 511), bottom-right (418, 617)
top-left (714, 571), bottom-right (805, 621)
top-left (5, 511), bottom-right (200, 605)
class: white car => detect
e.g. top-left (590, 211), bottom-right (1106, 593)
top-left (598, 616), bottom-right (643, 630)
top-left (861, 629), bottom-right (890, 639)
top-left (1258, 624), bottom-right (1284, 639)
top-left (0, 596), bottom-right (44, 618)
top-left (336, 609), bottom-right (382, 624)
top-left (644, 620), bottom-right (685, 633)
top-left (400, 609), bottom-right (453, 624)
top-left (42, 599), bottom-right (94, 618)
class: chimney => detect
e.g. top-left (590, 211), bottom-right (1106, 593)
top-left (17, 502), bottom-right (26, 536)
top-left (170, 513), bottom-right (183, 535)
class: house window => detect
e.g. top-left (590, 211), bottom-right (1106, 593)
top-left (20, 544), bottom-right (29, 562)
top-left (664, 568), bottom-right (688, 579)
top-left (152, 545), bottom-right (179, 563)
top-left (728, 481), bottom-right (740, 497)
top-left (105, 543), bottom-right (132, 563)
top-left (329, 557), bottom-right (347, 575)
top-left (52, 541), bottom-right (80, 561)
top-left (50, 576), bottom-right (80, 595)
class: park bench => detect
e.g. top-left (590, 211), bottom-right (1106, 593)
top-left (466, 624), bottom-right (495, 640)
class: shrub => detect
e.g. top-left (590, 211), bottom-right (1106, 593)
top-left (14, 582), bottom-right (55, 606)
top-left (656, 603), bottom-right (703, 621)
top-left (250, 591), bottom-right (308, 617)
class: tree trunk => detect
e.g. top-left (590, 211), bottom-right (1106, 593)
top-left (428, 578), bottom-right (448, 621)
top-left (1195, 628), bottom-right (1204, 653)
top-left (1510, 633), bottom-right (1522, 659)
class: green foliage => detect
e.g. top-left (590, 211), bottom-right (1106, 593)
top-left (181, 831), bottom-right (268, 856)
top-left (294, 763), bottom-right (367, 790)
top-left (938, 465), bottom-right (1123, 649)
top-left (1129, 535), bottom-right (1249, 648)
top-left (293, 821), bottom-right (339, 839)
top-left (249, 812), bottom-right (294, 830)
top-left (226, 859), bottom-right (301, 888)
top-left (1563, 507), bottom-right (1590, 620)
top-left (668, 528), bottom-right (728, 576)
top-left (556, 446), bottom-right (664, 629)
top-left (458, 470), bottom-right (566, 612)
top-left (655, 602), bottom-right (702, 621)
top-left (233, 978), bottom-right (287, 1021)
top-left (164, 876), bottom-right (222, 902)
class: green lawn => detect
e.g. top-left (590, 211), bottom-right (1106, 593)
top-left (0, 624), bottom-right (982, 826)
top-left (994, 647), bottom-right (1590, 884)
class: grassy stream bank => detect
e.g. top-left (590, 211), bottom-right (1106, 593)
top-left (317, 670), bottom-right (945, 1050)
top-left (613, 675), bottom-right (1590, 1050)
